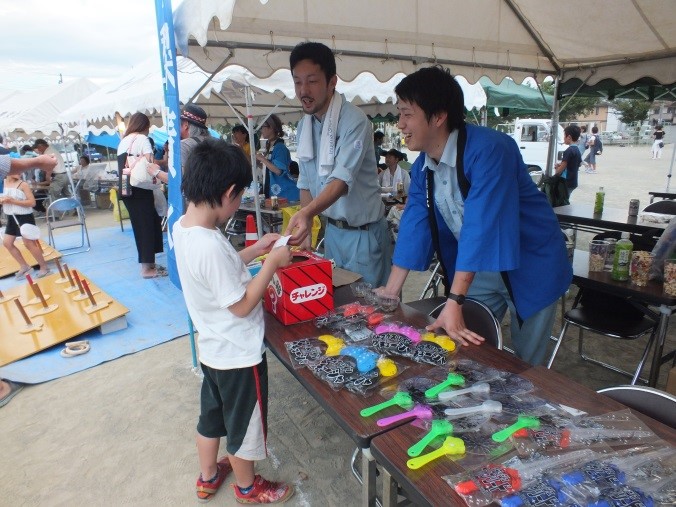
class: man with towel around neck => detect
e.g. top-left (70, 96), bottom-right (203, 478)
top-left (285, 42), bottom-right (392, 286)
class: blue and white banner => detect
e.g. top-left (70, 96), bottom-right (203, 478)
top-left (154, 0), bottom-right (182, 289)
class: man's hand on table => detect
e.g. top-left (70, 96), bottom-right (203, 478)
top-left (426, 300), bottom-right (485, 346)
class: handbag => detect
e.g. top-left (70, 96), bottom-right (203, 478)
top-left (126, 135), bottom-right (159, 190)
top-left (659, 141), bottom-right (665, 149)
top-left (12, 215), bottom-right (41, 240)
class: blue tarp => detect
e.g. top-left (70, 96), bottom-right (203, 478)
top-left (84, 131), bottom-right (121, 150)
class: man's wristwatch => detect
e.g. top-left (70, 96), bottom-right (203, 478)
top-left (448, 292), bottom-right (466, 305)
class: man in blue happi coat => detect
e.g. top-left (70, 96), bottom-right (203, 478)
top-left (382, 66), bottom-right (572, 365)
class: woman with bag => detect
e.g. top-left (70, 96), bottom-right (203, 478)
top-left (0, 172), bottom-right (50, 278)
top-left (256, 114), bottom-right (299, 202)
top-left (117, 112), bottom-right (165, 279)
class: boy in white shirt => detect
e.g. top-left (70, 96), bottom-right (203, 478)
top-left (173, 138), bottom-right (294, 504)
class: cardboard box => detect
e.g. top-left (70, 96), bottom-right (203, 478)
top-left (264, 252), bottom-right (333, 325)
top-left (667, 366), bottom-right (676, 396)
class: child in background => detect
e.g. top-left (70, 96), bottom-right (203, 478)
top-left (173, 138), bottom-right (294, 504)
top-left (0, 173), bottom-right (50, 278)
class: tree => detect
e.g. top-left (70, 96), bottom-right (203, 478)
top-left (610, 99), bottom-right (652, 125)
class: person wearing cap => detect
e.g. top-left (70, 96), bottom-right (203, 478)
top-left (32, 139), bottom-right (70, 204)
top-left (285, 42), bottom-right (392, 287)
top-left (180, 104), bottom-right (210, 170)
top-left (379, 148), bottom-right (410, 195)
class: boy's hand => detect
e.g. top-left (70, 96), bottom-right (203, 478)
top-left (267, 245), bottom-right (293, 269)
top-left (254, 233), bottom-right (281, 256)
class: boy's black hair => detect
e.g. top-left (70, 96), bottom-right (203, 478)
top-left (564, 125), bottom-right (581, 142)
top-left (591, 126), bottom-right (599, 134)
top-left (181, 138), bottom-right (252, 207)
top-left (395, 66), bottom-right (465, 133)
top-left (289, 42), bottom-right (336, 82)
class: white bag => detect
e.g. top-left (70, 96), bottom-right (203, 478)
top-left (13, 215), bottom-right (41, 240)
top-left (126, 135), bottom-right (159, 190)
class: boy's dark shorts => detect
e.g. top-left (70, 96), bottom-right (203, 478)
top-left (5, 213), bottom-right (36, 237)
top-left (197, 354), bottom-right (268, 461)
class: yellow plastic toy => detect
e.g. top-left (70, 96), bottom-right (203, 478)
top-left (422, 333), bottom-right (457, 352)
top-left (376, 357), bottom-right (398, 377)
top-left (317, 335), bottom-right (345, 356)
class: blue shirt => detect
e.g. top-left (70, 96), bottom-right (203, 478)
top-left (296, 96), bottom-right (384, 226)
top-left (266, 140), bottom-right (299, 202)
top-left (394, 124), bottom-right (572, 320)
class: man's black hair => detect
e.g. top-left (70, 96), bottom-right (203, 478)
top-left (80, 155), bottom-right (90, 165)
top-left (564, 125), bottom-right (581, 142)
top-left (395, 66), bottom-right (465, 133)
top-left (181, 138), bottom-right (252, 207)
top-left (289, 42), bottom-right (336, 82)
top-left (374, 131), bottom-right (385, 141)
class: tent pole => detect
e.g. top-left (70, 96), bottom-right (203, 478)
top-left (245, 85), bottom-right (263, 234)
top-left (545, 75), bottom-right (562, 177)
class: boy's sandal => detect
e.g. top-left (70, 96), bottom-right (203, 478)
top-left (60, 341), bottom-right (91, 358)
top-left (196, 456), bottom-right (233, 502)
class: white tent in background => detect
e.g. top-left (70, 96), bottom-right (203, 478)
top-left (0, 78), bottom-right (99, 137)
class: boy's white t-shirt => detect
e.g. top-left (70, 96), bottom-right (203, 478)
top-left (173, 216), bottom-right (265, 370)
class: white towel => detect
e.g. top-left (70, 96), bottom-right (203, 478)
top-left (296, 92), bottom-right (343, 178)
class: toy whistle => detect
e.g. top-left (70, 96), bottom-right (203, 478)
top-left (407, 419), bottom-right (454, 457)
top-left (492, 415), bottom-right (540, 443)
top-left (360, 392), bottom-right (413, 417)
top-left (423, 373), bottom-right (465, 399)
top-left (406, 436), bottom-right (465, 469)
top-left (444, 400), bottom-right (502, 418)
top-left (438, 382), bottom-right (490, 402)
top-left (377, 404), bottom-right (433, 427)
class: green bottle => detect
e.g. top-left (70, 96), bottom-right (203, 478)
top-left (611, 232), bottom-right (632, 281)
top-left (594, 186), bottom-right (605, 214)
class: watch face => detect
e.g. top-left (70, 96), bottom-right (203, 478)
top-left (450, 293), bottom-right (465, 304)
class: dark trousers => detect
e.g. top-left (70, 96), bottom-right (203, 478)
top-left (122, 191), bottom-right (163, 264)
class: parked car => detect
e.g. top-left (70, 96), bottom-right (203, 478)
top-left (82, 147), bottom-right (103, 162)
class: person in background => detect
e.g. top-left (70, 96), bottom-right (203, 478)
top-left (71, 155), bottom-right (93, 205)
top-left (652, 125), bottom-right (665, 160)
top-left (173, 138), bottom-right (294, 504)
top-left (1, 171), bottom-right (51, 278)
top-left (0, 134), bottom-right (10, 155)
top-left (256, 114), bottom-right (300, 202)
top-left (285, 41), bottom-right (392, 286)
top-left (381, 66), bottom-right (571, 366)
top-left (231, 124), bottom-right (252, 160)
top-left (584, 126), bottom-right (600, 174)
top-left (180, 104), bottom-right (210, 171)
top-left (116, 112), bottom-right (165, 279)
top-left (32, 139), bottom-right (71, 203)
top-left (374, 130), bottom-right (386, 165)
top-left (378, 148), bottom-right (410, 196)
top-left (554, 125), bottom-right (582, 196)
top-left (576, 125), bottom-right (589, 163)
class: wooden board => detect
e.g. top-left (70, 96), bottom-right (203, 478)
top-left (0, 240), bottom-right (62, 278)
top-left (0, 272), bottom-right (128, 366)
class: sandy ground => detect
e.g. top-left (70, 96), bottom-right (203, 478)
top-left (1, 143), bottom-right (675, 506)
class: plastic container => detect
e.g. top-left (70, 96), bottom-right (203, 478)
top-left (588, 240), bottom-right (610, 272)
top-left (664, 259), bottom-right (676, 295)
top-left (611, 232), bottom-right (633, 281)
top-left (594, 186), bottom-right (605, 214)
top-left (603, 238), bottom-right (617, 271)
top-left (630, 251), bottom-right (654, 286)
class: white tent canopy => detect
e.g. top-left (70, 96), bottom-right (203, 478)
top-left (0, 78), bottom-right (99, 136)
top-left (174, 0), bottom-right (676, 88)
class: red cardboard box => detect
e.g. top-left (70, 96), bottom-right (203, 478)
top-left (264, 252), bottom-right (333, 325)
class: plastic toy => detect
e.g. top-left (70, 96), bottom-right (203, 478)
top-left (317, 334), bottom-right (345, 356)
top-left (339, 346), bottom-right (379, 372)
top-left (492, 415), bottom-right (540, 442)
top-left (408, 419), bottom-right (454, 457)
top-left (500, 478), bottom-right (567, 507)
top-left (360, 391), bottom-right (413, 417)
top-left (407, 436), bottom-right (466, 469)
top-left (376, 357), bottom-right (398, 377)
top-left (438, 382), bottom-right (491, 402)
top-left (455, 464), bottom-right (522, 495)
top-left (377, 404), bottom-right (434, 427)
top-left (424, 372), bottom-right (465, 399)
top-left (412, 341), bottom-right (448, 365)
top-left (445, 400), bottom-right (503, 418)
top-left (561, 460), bottom-right (625, 489)
top-left (590, 485), bottom-right (654, 507)
top-left (422, 332), bottom-right (457, 352)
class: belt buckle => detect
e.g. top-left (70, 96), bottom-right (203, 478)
top-left (336, 219), bottom-right (345, 229)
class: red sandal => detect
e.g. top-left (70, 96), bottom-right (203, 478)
top-left (196, 456), bottom-right (233, 502)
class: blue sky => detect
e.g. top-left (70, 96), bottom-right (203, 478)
top-left (0, 0), bottom-right (183, 93)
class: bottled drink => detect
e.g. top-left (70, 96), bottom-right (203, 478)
top-left (120, 169), bottom-right (131, 197)
top-left (611, 232), bottom-right (633, 281)
top-left (594, 186), bottom-right (605, 214)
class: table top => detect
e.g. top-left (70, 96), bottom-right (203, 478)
top-left (649, 191), bottom-right (676, 198)
top-left (263, 288), bottom-right (530, 448)
top-left (572, 249), bottom-right (676, 307)
top-left (370, 366), bottom-right (676, 507)
top-left (554, 204), bottom-right (668, 233)
top-left (239, 200), bottom-right (299, 217)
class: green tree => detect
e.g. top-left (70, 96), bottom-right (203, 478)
top-left (610, 99), bottom-right (652, 125)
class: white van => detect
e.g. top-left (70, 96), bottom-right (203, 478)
top-left (511, 119), bottom-right (566, 172)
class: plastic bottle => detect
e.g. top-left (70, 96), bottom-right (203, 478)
top-left (611, 232), bottom-right (633, 281)
top-left (594, 186), bottom-right (605, 214)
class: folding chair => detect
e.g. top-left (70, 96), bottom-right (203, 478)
top-left (597, 385), bottom-right (676, 427)
top-left (46, 198), bottom-right (91, 255)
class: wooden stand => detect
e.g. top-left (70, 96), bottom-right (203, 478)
top-left (0, 241), bottom-right (62, 278)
